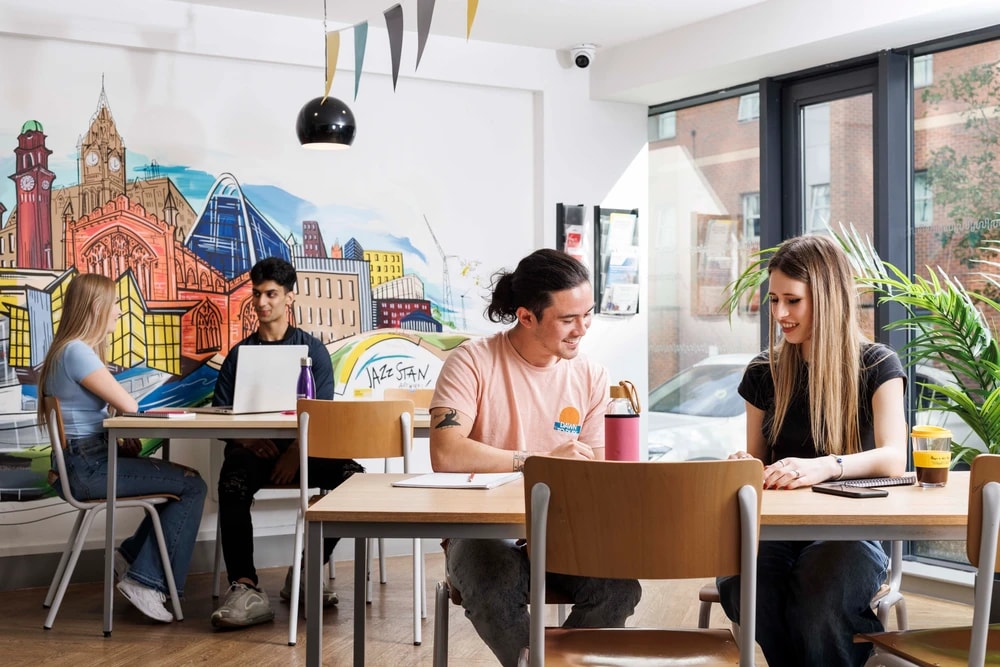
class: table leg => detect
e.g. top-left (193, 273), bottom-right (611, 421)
top-left (103, 428), bottom-right (119, 636)
top-left (354, 536), bottom-right (367, 666)
top-left (307, 520), bottom-right (324, 666)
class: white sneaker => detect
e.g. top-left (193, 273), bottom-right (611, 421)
top-left (116, 577), bottom-right (173, 623)
top-left (113, 550), bottom-right (129, 582)
top-left (211, 582), bottom-right (275, 628)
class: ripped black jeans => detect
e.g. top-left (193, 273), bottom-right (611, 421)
top-left (217, 441), bottom-right (364, 586)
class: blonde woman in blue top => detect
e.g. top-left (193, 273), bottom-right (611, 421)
top-left (38, 274), bottom-right (207, 623)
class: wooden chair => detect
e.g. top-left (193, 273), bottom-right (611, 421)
top-left (362, 388), bottom-right (433, 605)
top-left (858, 454), bottom-right (1000, 667)
top-left (290, 398), bottom-right (424, 647)
top-left (40, 396), bottom-right (184, 629)
top-left (520, 457), bottom-right (763, 667)
top-left (696, 540), bottom-right (908, 631)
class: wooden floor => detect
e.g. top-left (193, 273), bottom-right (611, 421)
top-left (4, 552), bottom-right (974, 666)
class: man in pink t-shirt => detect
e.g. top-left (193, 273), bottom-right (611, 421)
top-left (430, 249), bottom-right (641, 667)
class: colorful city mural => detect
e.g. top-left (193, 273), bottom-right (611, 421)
top-left (0, 83), bottom-right (483, 500)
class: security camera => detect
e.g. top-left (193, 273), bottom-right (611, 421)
top-left (570, 44), bottom-right (596, 69)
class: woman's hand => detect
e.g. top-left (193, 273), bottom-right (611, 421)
top-left (117, 438), bottom-right (143, 458)
top-left (763, 457), bottom-right (830, 489)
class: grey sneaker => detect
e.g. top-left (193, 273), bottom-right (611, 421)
top-left (211, 582), bottom-right (275, 628)
top-left (116, 577), bottom-right (173, 623)
top-left (113, 549), bottom-right (129, 582)
top-left (279, 566), bottom-right (338, 607)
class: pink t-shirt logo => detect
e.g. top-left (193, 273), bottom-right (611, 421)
top-left (553, 406), bottom-right (582, 435)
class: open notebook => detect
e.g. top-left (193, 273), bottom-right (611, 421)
top-left (391, 472), bottom-right (522, 490)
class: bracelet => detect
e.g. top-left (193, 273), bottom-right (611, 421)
top-left (513, 450), bottom-right (528, 472)
top-left (830, 454), bottom-right (844, 480)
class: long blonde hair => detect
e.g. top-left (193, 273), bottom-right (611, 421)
top-left (37, 273), bottom-right (119, 425)
top-left (765, 235), bottom-right (864, 455)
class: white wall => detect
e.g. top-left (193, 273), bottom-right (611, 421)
top-left (0, 0), bottom-right (648, 569)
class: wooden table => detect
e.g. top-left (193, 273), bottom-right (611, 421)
top-left (304, 472), bottom-right (972, 667)
top-left (100, 411), bottom-right (430, 636)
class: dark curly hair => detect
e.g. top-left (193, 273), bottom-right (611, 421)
top-left (250, 257), bottom-right (297, 292)
top-left (486, 249), bottom-right (590, 324)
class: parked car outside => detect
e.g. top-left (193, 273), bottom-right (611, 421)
top-left (647, 354), bottom-right (980, 462)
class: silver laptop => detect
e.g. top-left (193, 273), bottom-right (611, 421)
top-left (191, 344), bottom-right (310, 414)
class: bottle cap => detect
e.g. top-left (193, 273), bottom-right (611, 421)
top-left (300, 356), bottom-right (312, 366)
top-left (609, 380), bottom-right (641, 413)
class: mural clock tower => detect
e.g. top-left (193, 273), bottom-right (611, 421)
top-left (78, 83), bottom-right (126, 215)
top-left (10, 120), bottom-right (55, 269)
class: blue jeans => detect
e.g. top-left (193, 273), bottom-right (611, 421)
top-left (55, 433), bottom-right (207, 597)
top-left (445, 538), bottom-right (643, 667)
top-left (717, 540), bottom-right (888, 667)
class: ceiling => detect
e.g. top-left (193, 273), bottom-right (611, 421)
top-left (182, 0), bottom-right (764, 51)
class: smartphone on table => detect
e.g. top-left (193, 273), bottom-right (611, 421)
top-left (812, 484), bottom-right (889, 499)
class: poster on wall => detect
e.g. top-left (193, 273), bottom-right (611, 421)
top-left (0, 31), bottom-right (535, 500)
top-left (596, 208), bottom-right (640, 315)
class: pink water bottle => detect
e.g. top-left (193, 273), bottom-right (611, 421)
top-left (605, 380), bottom-right (640, 461)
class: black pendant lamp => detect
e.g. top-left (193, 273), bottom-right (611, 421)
top-left (296, 96), bottom-right (356, 149)
top-left (297, 0), bottom-right (356, 149)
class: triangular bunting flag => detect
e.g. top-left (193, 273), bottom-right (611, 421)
top-left (354, 21), bottom-right (368, 101)
top-left (323, 30), bottom-right (340, 101)
top-left (416, 0), bottom-right (436, 71)
top-left (467, 0), bottom-right (478, 40)
top-left (384, 4), bottom-right (404, 91)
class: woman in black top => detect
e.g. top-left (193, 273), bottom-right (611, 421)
top-left (719, 234), bottom-right (907, 667)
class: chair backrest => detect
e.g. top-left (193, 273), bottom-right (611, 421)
top-left (966, 454), bottom-right (1000, 666)
top-left (524, 457), bottom-right (762, 667)
top-left (967, 453), bottom-right (1000, 572)
top-left (383, 387), bottom-right (434, 410)
top-left (524, 458), bottom-right (763, 580)
top-left (297, 398), bottom-right (414, 509)
top-left (297, 398), bottom-right (415, 461)
top-left (42, 396), bottom-right (82, 507)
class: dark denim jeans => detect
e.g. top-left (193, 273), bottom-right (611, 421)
top-left (216, 441), bottom-right (363, 586)
top-left (56, 433), bottom-right (207, 597)
top-left (445, 538), bottom-right (643, 667)
top-left (718, 539), bottom-right (888, 667)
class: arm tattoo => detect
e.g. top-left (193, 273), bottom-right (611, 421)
top-left (435, 408), bottom-right (461, 429)
top-left (513, 450), bottom-right (528, 472)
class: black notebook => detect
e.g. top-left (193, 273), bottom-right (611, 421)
top-left (839, 474), bottom-right (917, 488)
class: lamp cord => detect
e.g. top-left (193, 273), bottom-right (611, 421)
top-left (323, 0), bottom-right (328, 86)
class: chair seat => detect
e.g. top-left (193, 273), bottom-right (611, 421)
top-left (859, 625), bottom-right (1000, 667)
top-left (870, 583), bottom-right (891, 605)
top-left (85, 493), bottom-right (180, 504)
top-left (538, 627), bottom-right (739, 666)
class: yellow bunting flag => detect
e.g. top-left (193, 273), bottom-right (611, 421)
top-left (467, 0), bottom-right (478, 40)
top-left (323, 30), bottom-right (341, 101)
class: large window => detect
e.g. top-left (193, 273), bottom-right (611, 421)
top-left (649, 29), bottom-right (1000, 571)
top-left (647, 92), bottom-right (761, 459)
top-left (910, 37), bottom-right (1000, 566)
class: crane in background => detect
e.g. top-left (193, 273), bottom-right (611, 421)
top-left (423, 214), bottom-right (456, 324)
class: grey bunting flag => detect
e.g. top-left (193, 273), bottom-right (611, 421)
top-left (383, 4), bottom-right (403, 90)
top-left (416, 0), bottom-right (436, 71)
